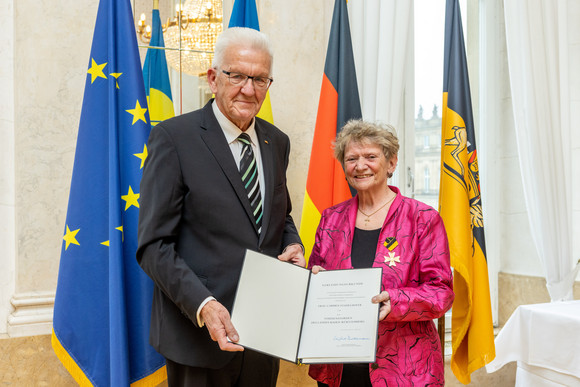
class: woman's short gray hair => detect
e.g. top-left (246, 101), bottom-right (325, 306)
top-left (334, 119), bottom-right (400, 168)
top-left (212, 27), bottom-right (273, 73)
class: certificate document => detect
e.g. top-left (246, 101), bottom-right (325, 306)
top-left (231, 249), bottom-right (382, 364)
top-left (297, 268), bottom-right (381, 363)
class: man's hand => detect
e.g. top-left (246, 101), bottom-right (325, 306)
top-left (200, 300), bottom-right (244, 352)
top-left (372, 291), bottom-right (391, 321)
top-left (278, 244), bottom-right (306, 267)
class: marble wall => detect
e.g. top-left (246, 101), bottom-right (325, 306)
top-left (13, 0), bottom-right (97, 295)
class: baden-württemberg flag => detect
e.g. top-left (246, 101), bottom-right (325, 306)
top-left (143, 4), bottom-right (174, 127)
top-left (299, 0), bottom-right (361, 260)
top-left (228, 0), bottom-right (274, 124)
top-left (439, 0), bottom-right (495, 383)
top-left (52, 0), bottom-right (166, 385)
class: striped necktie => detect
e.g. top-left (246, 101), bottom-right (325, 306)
top-left (238, 133), bottom-right (263, 233)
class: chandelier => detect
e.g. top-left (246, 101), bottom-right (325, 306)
top-left (137, 0), bottom-right (223, 76)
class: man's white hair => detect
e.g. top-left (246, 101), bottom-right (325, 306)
top-left (212, 27), bottom-right (273, 73)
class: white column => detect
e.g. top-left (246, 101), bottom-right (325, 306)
top-left (0, 0), bottom-right (16, 336)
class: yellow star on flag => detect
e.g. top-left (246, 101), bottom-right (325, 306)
top-left (110, 72), bottom-right (122, 89)
top-left (121, 186), bottom-right (140, 210)
top-left (116, 225), bottom-right (124, 242)
top-left (126, 100), bottom-right (148, 125)
top-left (63, 225), bottom-right (80, 250)
top-left (87, 58), bottom-right (107, 84)
top-left (134, 144), bottom-right (148, 169)
top-left (384, 251), bottom-right (400, 267)
top-left (101, 225), bottom-right (124, 246)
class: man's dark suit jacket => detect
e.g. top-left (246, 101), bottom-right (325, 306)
top-left (137, 100), bottom-right (302, 369)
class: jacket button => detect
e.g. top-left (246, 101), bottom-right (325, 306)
top-left (371, 363), bottom-right (379, 370)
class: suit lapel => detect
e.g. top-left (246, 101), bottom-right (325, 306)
top-left (199, 102), bottom-right (259, 233)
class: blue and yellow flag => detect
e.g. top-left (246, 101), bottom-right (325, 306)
top-left (52, 0), bottom-right (166, 385)
top-left (439, 0), bottom-right (495, 383)
top-left (143, 5), bottom-right (174, 126)
top-left (300, 0), bottom-right (361, 260)
top-left (228, 0), bottom-right (274, 124)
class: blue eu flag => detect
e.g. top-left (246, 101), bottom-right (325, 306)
top-left (52, 0), bottom-right (166, 385)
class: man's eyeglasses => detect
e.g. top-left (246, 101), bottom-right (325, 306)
top-left (221, 70), bottom-right (273, 90)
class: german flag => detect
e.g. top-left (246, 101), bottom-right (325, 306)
top-left (299, 0), bottom-right (361, 260)
top-left (439, 0), bottom-right (495, 383)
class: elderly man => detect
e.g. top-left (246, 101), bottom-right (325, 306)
top-left (137, 27), bottom-right (305, 386)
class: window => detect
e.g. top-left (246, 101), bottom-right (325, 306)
top-left (413, 0), bottom-right (447, 209)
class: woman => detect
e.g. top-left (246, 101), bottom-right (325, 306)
top-left (308, 120), bottom-right (454, 387)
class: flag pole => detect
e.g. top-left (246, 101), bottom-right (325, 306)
top-left (438, 316), bottom-right (445, 358)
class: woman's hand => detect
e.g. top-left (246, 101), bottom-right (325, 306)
top-left (311, 265), bottom-right (326, 274)
top-left (372, 291), bottom-right (391, 321)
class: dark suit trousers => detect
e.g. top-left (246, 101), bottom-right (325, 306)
top-left (165, 349), bottom-right (279, 387)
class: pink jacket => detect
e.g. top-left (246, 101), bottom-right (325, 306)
top-left (307, 187), bottom-right (454, 387)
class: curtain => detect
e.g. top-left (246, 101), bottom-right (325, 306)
top-left (348, 0), bottom-right (412, 131)
top-left (504, 0), bottom-right (578, 301)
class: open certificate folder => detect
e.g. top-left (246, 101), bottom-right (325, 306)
top-left (231, 249), bottom-right (382, 364)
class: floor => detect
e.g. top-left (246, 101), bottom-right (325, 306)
top-left (1, 334), bottom-right (515, 386)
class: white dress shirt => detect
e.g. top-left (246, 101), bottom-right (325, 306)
top-left (211, 101), bottom-right (266, 203)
